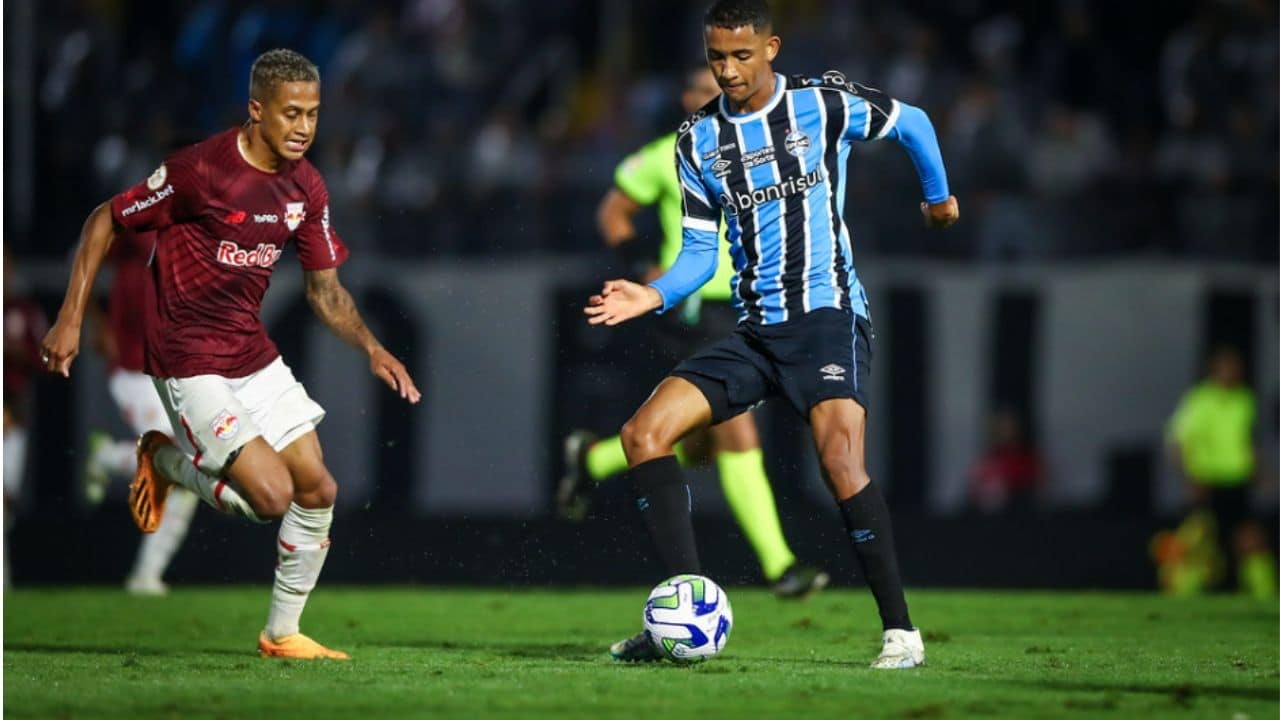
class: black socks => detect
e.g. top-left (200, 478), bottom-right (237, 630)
top-left (629, 455), bottom-right (701, 576)
top-left (838, 481), bottom-right (913, 631)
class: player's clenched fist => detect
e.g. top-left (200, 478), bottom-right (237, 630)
top-left (920, 195), bottom-right (959, 229)
top-left (40, 320), bottom-right (81, 377)
top-left (584, 279), bottom-right (664, 326)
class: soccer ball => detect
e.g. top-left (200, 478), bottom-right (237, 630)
top-left (642, 574), bottom-right (733, 662)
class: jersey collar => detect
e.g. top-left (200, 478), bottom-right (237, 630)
top-left (719, 73), bottom-right (786, 125)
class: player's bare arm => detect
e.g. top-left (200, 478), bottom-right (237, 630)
top-left (303, 268), bottom-right (421, 403)
top-left (40, 202), bottom-right (117, 376)
top-left (597, 188), bottom-right (643, 248)
top-left (584, 279), bottom-right (663, 327)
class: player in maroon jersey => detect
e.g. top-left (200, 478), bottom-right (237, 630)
top-left (82, 227), bottom-right (201, 596)
top-left (40, 49), bottom-right (420, 659)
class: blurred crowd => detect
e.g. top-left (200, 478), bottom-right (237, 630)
top-left (14, 0), bottom-right (1278, 262)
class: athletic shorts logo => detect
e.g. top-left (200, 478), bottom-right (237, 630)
top-left (210, 410), bottom-right (240, 441)
top-left (146, 164), bottom-right (167, 191)
top-left (784, 129), bottom-right (811, 157)
top-left (820, 363), bottom-right (847, 381)
top-left (284, 202), bottom-right (305, 231)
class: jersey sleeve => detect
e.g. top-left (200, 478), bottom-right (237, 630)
top-left (294, 172), bottom-right (349, 271)
top-left (836, 76), bottom-right (951, 204)
top-left (613, 139), bottom-right (665, 205)
top-left (110, 151), bottom-right (204, 233)
top-left (648, 130), bottom-right (720, 313)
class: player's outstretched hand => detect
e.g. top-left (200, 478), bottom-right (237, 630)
top-left (39, 320), bottom-right (81, 377)
top-left (369, 346), bottom-right (422, 404)
top-left (584, 279), bottom-right (663, 327)
top-left (920, 195), bottom-right (959, 229)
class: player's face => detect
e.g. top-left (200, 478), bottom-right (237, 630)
top-left (682, 68), bottom-right (722, 113)
top-left (704, 24), bottom-right (779, 109)
top-left (251, 81), bottom-right (320, 162)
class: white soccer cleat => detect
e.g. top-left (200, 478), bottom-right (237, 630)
top-left (124, 575), bottom-right (170, 596)
top-left (870, 628), bottom-right (925, 669)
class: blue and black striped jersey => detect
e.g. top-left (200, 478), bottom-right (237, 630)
top-left (651, 71), bottom-right (950, 325)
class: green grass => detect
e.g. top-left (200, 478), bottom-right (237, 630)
top-left (4, 587), bottom-right (1277, 719)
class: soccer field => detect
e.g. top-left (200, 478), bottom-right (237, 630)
top-left (4, 588), bottom-right (1277, 719)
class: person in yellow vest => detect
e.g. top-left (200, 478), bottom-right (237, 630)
top-left (1166, 346), bottom-right (1276, 598)
top-left (558, 67), bottom-right (827, 599)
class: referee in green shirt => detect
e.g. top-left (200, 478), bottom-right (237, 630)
top-left (558, 67), bottom-right (826, 599)
top-left (1167, 346), bottom-right (1275, 598)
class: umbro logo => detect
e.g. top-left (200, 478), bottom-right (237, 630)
top-left (711, 158), bottom-right (732, 177)
top-left (820, 363), bottom-right (846, 381)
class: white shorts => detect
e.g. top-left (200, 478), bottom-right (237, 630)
top-left (151, 357), bottom-right (325, 476)
top-left (109, 369), bottom-right (170, 437)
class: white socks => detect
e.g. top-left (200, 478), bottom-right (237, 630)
top-left (264, 503), bottom-right (333, 640)
top-left (97, 439), bottom-right (139, 477)
top-left (127, 487), bottom-right (199, 586)
top-left (152, 444), bottom-right (264, 523)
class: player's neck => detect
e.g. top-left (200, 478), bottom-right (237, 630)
top-left (729, 72), bottom-right (777, 115)
top-left (238, 127), bottom-right (282, 174)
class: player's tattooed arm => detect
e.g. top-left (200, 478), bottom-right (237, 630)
top-left (304, 268), bottom-right (422, 403)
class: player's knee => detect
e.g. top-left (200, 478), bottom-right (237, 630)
top-left (248, 483), bottom-right (293, 520)
top-left (818, 444), bottom-right (869, 497)
top-left (621, 418), bottom-right (669, 464)
top-left (292, 467), bottom-right (337, 509)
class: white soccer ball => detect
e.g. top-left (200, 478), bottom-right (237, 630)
top-left (642, 574), bottom-right (733, 662)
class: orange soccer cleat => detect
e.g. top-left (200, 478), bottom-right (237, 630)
top-left (129, 431), bottom-right (175, 533)
top-left (258, 632), bottom-right (351, 660)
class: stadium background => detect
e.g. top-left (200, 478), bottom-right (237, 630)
top-left (4, 0), bottom-right (1277, 589)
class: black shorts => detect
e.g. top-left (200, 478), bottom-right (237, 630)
top-left (1204, 483), bottom-right (1251, 535)
top-left (671, 308), bottom-right (872, 424)
top-left (651, 299), bottom-right (741, 366)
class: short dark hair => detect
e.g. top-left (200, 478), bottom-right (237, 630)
top-left (704, 0), bottom-right (772, 33)
top-left (249, 48), bottom-right (319, 101)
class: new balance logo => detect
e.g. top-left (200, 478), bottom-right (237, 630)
top-left (820, 363), bottom-right (846, 381)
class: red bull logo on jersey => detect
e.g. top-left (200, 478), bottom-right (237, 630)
top-left (284, 202), bottom-right (305, 231)
top-left (216, 241), bottom-right (283, 268)
top-left (210, 410), bottom-right (240, 441)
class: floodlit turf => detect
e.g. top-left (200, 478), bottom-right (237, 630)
top-left (3, 587), bottom-right (1277, 719)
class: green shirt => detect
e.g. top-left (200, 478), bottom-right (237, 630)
top-left (1168, 382), bottom-right (1256, 485)
top-left (613, 133), bottom-right (734, 302)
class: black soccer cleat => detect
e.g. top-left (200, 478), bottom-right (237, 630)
top-left (609, 631), bottom-right (662, 662)
top-left (556, 430), bottom-right (597, 521)
top-left (771, 562), bottom-right (831, 599)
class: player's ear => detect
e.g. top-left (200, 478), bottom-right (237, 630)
top-left (766, 36), bottom-right (780, 63)
top-left (247, 98), bottom-right (263, 124)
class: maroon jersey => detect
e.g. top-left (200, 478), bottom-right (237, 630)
top-left (105, 228), bottom-right (155, 373)
top-left (110, 128), bottom-right (349, 378)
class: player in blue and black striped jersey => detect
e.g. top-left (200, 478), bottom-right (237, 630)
top-left (585, 0), bottom-right (958, 668)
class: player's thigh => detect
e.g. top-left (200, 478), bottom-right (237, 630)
top-left (709, 411), bottom-right (761, 453)
top-left (224, 436), bottom-right (294, 511)
top-left (774, 309), bottom-right (873, 419)
top-left (623, 376), bottom-right (716, 456)
top-left (669, 330), bottom-right (772, 427)
top-left (233, 357), bottom-right (327, 459)
top-left (152, 374), bottom-right (264, 477)
top-left (109, 370), bottom-right (170, 436)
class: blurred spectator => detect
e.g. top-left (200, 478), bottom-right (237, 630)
top-left (968, 408), bottom-right (1044, 514)
top-left (16, 0), bottom-right (1278, 263)
top-left (1164, 346), bottom-right (1276, 599)
top-left (3, 255), bottom-right (49, 587)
